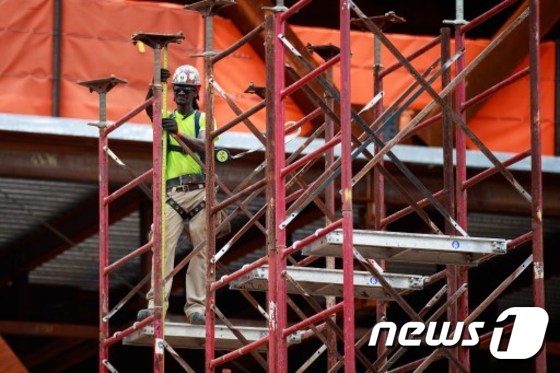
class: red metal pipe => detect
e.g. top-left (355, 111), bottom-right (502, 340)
top-left (508, 231), bottom-right (533, 250)
top-left (212, 23), bottom-right (265, 64)
top-left (98, 129), bottom-right (109, 372)
top-left (211, 178), bottom-right (266, 214)
top-left (340, 1), bottom-right (355, 371)
top-left (282, 301), bottom-right (344, 337)
top-left (280, 0), bottom-right (312, 21)
top-left (381, 189), bottom-right (446, 228)
top-left (282, 218), bottom-right (343, 258)
top-left (264, 10), bottom-right (289, 372)
top-left (382, 148), bottom-right (531, 228)
top-left (280, 135), bottom-right (341, 177)
top-left (441, 27), bottom-right (460, 371)
top-left (204, 12), bottom-right (218, 370)
top-left (462, 67), bottom-right (530, 110)
top-left (281, 54), bottom-right (340, 99)
top-left (454, 23), bottom-right (470, 371)
top-left (294, 255), bottom-right (320, 267)
top-left (285, 107), bottom-right (322, 133)
top-left (478, 323), bottom-right (514, 346)
top-left (407, 112), bottom-right (443, 138)
top-left (374, 41), bottom-right (389, 363)
top-left (103, 315), bottom-right (155, 347)
top-left (104, 169), bottom-right (153, 205)
top-left (211, 100), bottom-right (266, 139)
top-left (462, 0), bottom-right (518, 33)
top-left (462, 149), bottom-right (531, 190)
top-left (210, 256), bottom-right (268, 291)
top-left (529, 0), bottom-right (546, 370)
top-left (150, 48), bottom-right (165, 373)
top-left (380, 36), bottom-right (441, 78)
top-left (209, 334), bottom-right (270, 368)
top-left (104, 241), bottom-right (153, 275)
top-left (104, 97), bottom-right (154, 135)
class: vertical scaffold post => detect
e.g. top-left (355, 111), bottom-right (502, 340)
top-left (440, 25), bottom-right (461, 373)
top-left (529, 0), bottom-right (546, 371)
top-left (372, 23), bottom-right (387, 366)
top-left (451, 4), bottom-right (469, 370)
top-left (185, 2), bottom-right (236, 371)
top-left (131, 32), bottom-right (184, 373)
top-left (339, 1), bottom-right (355, 371)
top-left (77, 76), bottom-right (126, 373)
top-left (203, 10), bottom-right (219, 367)
top-left (265, 1), bottom-right (288, 371)
top-left (307, 41), bottom-right (341, 370)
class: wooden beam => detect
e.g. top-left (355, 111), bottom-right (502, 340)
top-left (0, 321), bottom-right (97, 339)
top-left (0, 335), bottom-right (27, 373)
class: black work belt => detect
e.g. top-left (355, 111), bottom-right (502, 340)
top-left (166, 173), bottom-right (205, 189)
top-left (169, 183), bottom-right (205, 193)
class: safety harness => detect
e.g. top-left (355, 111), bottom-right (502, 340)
top-left (165, 110), bottom-right (206, 221)
top-left (166, 110), bottom-right (202, 157)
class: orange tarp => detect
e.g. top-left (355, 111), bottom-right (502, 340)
top-left (0, 0), bottom-right (302, 133)
top-left (293, 26), bottom-right (556, 155)
top-left (0, 0), bottom-right (556, 154)
top-left (467, 44), bottom-right (556, 155)
top-left (292, 25), bottom-right (489, 110)
top-left (0, 1), bottom-right (53, 115)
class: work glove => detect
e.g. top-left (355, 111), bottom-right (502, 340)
top-left (161, 68), bottom-right (171, 83)
top-left (162, 118), bottom-right (178, 134)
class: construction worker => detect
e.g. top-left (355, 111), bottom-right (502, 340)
top-left (138, 64), bottom-right (213, 325)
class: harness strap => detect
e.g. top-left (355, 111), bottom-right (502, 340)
top-left (167, 110), bottom-right (202, 155)
top-left (166, 197), bottom-right (206, 222)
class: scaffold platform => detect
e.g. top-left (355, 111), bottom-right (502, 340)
top-left (302, 230), bottom-right (508, 265)
top-left (123, 317), bottom-right (303, 351)
top-left (230, 265), bottom-right (425, 299)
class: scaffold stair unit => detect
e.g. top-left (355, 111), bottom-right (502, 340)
top-left (87, 0), bottom-right (546, 372)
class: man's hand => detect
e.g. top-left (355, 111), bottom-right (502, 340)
top-left (161, 68), bottom-right (171, 83)
top-left (162, 118), bottom-right (178, 134)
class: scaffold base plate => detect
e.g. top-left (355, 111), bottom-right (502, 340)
top-left (230, 266), bottom-right (425, 299)
top-left (302, 230), bottom-right (507, 265)
top-left (123, 318), bottom-right (270, 351)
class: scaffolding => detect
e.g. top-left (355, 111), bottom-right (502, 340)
top-left (85, 0), bottom-right (545, 372)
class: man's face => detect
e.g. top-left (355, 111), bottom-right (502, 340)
top-left (173, 84), bottom-right (198, 105)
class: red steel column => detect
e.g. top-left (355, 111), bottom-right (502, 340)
top-left (442, 26), bottom-right (460, 372)
top-left (325, 59), bottom-right (338, 371)
top-left (151, 47), bottom-right (165, 373)
top-left (265, 7), bottom-right (288, 371)
top-left (204, 11), bottom-right (218, 372)
top-left (340, 1), bottom-right (355, 371)
top-left (373, 35), bottom-right (387, 364)
top-left (454, 23), bottom-right (469, 372)
top-left (529, 0), bottom-right (547, 371)
top-left (98, 126), bottom-right (109, 373)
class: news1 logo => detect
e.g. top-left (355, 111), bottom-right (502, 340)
top-left (368, 307), bottom-right (548, 359)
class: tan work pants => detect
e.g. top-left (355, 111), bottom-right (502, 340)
top-left (146, 188), bottom-right (207, 319)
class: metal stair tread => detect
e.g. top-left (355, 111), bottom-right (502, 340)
top-left (230, 265), bottom-right (425, 299)
top-left (302, 229), bottom-right (507, 265)
top-left (123, 319), bottom-right (290, 351)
